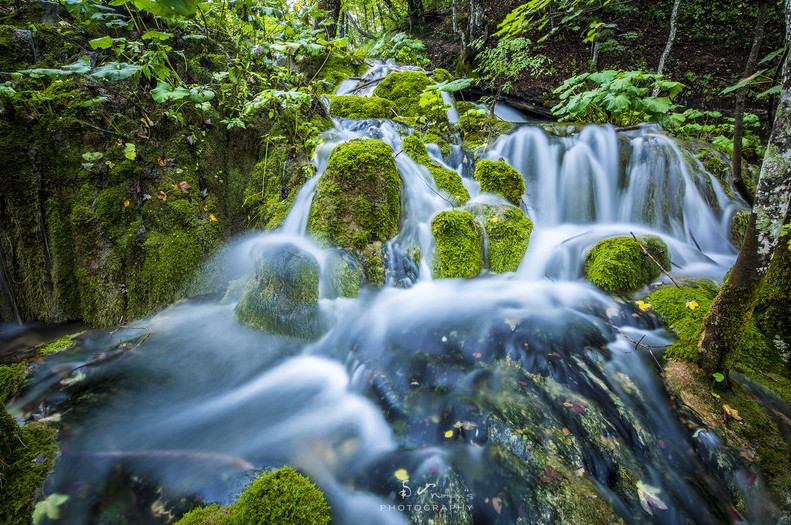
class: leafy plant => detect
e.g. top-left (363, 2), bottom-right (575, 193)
top-left (552, 70), bottom-right (684, 126)
top-left (475, 37), bottom-right (550, 94)
top-left (366, 32), bottom-right (429, 65)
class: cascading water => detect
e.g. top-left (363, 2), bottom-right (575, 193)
top-left (10, 63), bottom-right (758, 525)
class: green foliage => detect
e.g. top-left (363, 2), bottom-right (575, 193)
top-left (552, 70), bottom-right (684, 126)
top-left (474, 159), bottom-right (525, 205)
top-left (668, 109), bottom-right (764, 158)
top-left (584, 235), bottom-right (670, 293)
top-left (366, 32), bottom-right (429, 66)
top-left (475, 37), bottom-right (550, 94)
top-left (494, 0), bottom-right (613, 42)
top-left (431, 210), bottom-right (484, 279)
top-left (176, 467), bottom-right (330, 525)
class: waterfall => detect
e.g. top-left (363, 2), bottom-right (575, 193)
top-left (10, 62), bottom-right (756, 525)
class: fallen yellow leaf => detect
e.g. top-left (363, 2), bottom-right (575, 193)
top-left (123, 200), bottom-right (130, 207)
top-left (394, 468), bottom-right (408, 481)
top-left (685, 299), bottom-right (699, 310)
top-left (444, 430), bottom-right (454, 438)
top-left (636, 300), bottom-right (651, 311)
top-left (209, 213), bottom-right (218, 222)
top-left (157, 191), bottom-right (167, 201)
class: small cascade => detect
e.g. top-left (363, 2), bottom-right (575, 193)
top-left (11, 61), bottom-right (757, 525)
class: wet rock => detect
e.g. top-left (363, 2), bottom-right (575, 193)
top-left (474, 159), bottom-right (525, 206)
top-left (403, 135), bottom-right (469, 206)
top-left (373, 71), bottom-right (431, 117)
top-left (325, 248), bottom-right (362, 298)
top-left (466, 203), bottom-right (533, 273)
top-left (234, 244), bottom-right (325, 339)
top-left (430, 210), bottom-right (484, 279)
top-left (584, 235), bottom-right (670, 292)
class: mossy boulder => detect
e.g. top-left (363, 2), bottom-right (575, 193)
top-left (300, 52), bottom-right (365, 94)
top-left (584, 235), bottom-right (671, 292)
top-left (474, 159), bottom-right (525, 206)
top-left (466, 204), bottom-right (533, 273)
top-left (431, 210), bottom-right (484, 279)
top-left (0, 26), bottom-right (35, 73)
top-left (307, 139), bottom-right (401, 285)
top-left (432, 68), bottom-right (455, 83)
top-left (728, 209), bottom-right (750, 246)
top-left (327, 95), bottom-right (397, 119)
top-left (422, 129), bottom-right (450, 157)
top-left (234, 245), bottom-right (325, 339)
top-left (373, 71), bottom-right (431, 117)
top-left (177, 467), bottom-right (330, 525)
top-left (402, 135), bottom-right (469, 206)
top-left (458, 106), bottom-right (514, 152)
top-left (325, 249), bottom-right (362, 298)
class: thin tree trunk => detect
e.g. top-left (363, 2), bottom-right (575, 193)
top-left (468, 0), bottom-right (485, 43)
top-left (698, 40), bottom-right (791, 376)
top-left (652, 0), bottom-right (681, 96)
top-left (317, 0), bottom-right (342, 38)
top-left (406, 0), bottom-right (424, 34)
top-left (731, 0), bottom-right (770, 206)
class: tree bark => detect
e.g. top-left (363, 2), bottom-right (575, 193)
top-left (467, 0), bottom-right (486, 43)
top-left (317, 0), bottom-right (342, 38)
top-left (406, 0), bottom-right (424, 34)
top-left (652, 0), bottom-right (681, 96)
top-left (731, 0), bottom-right (770, 207)
top-left (698, 34), bottom-right (791, 376)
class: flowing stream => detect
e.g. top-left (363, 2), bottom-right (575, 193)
top-left (10, 64), bottom-right (760, 524)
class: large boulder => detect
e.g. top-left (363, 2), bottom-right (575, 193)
top-left (328, 95), bottom-right (397, 119)
top-left (466, 203), bottom-right (533, 273)
top-left (234, 244), bottom-right (325, 339)
top-left (402, 134), bottom-right (469, 206)
top-left (373, 71), bottom-right (431, 117)
top-left (474, 159), bottom-right (525, 206)
top-left (584, 235), bottom-right (670, 292)
top-left (431, 210), bottom-right (484, 279)
top-left (307, 139), bottom-right (401, 285)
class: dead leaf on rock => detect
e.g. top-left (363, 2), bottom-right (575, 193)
top-left (636, 481), bottom-right (668, 515)
top-left (540, 466), bottom-right (563, 484)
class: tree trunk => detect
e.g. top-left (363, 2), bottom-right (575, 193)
top-left (406, 0), bottom-right (424, 34)
top-left (317, 0), bottom-right (342, 38)
top-left (652, 0), bottom-right (681, 96)
top-left (698, 34), bottom-right (791, 376)
top-left (468, 0), bottom-right (485, 43)
top-left (731, 0), bottom-right (770, 207)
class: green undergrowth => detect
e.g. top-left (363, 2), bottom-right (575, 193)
top-left (176, 467), bottom-right (330, 525)
top-left (402, 134), bottom-right (469, 205)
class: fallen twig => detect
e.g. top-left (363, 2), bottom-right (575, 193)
top-left (630, 232), bottom-right (681, 289)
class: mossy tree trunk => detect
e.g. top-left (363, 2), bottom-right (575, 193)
top-left (317, 0), bottom-right (342, 38)
top-left (698, 23), bottom-right (791, 376)
top-left (406, 0), bottom-right (424, 34)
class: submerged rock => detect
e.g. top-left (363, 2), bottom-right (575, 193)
top-left (325, 248), bottom-right (362, 298)
top-left (234, 244), bottom-right (325, 339)
top-left (307, 139), bottom-right (401, 285)
top-left (328, 95), bottom-right (397, 119)
top-left (402, 135), bottom-right (469, 206)
top-left (373, 71), bottom-right (431, 117)
top-left (466, 203), bottom-right (533, 273)
top-left (474, 159), bottom-right (525, 206)
top-left (584, 235), bottom-right (670, 292)
top-left (431, 210), bottom-right (484, 279)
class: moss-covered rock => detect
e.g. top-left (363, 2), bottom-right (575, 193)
top-left (300, 52), bottom-right (365, 94)
top-left (648, 280), bottom-right (719, 361)
top-left (466, 203), bottom-right (533, 273)
top-left (0, 404), bottom-right (58, 525)
top-left (234, 244), bottom-right (325, 339)
top-left (373, 71), bottom-right (431, 117)
top-left (177, 467), bottom-right (330, 525)
top-left (431, 210), bottom-right (484, 279)
top-left (432, 68), bottom-right (455, 84)
top-left (422, 129), bottom-right (450, 157)
top-left (474, 159), bottom-right (525, 205)
top-left (307, 139), bottom-right (401, 285)
top-left (402, 134), bottom-right (469, 206)
top-left (327, 95), bottom-right (397, 119)
top-left (584, 235), bottom-right (670, 292)
top-left (729, 209), bottom-right (750, 246)
top-left (0, 26), bottom-right (35, 73)
top-left (458, 106), bottom-right (514, 152)
top-left (325, 249), bottom-right (362, 298)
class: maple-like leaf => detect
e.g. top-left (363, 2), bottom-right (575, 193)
top-left (636, 481), bottom-right (668, 515)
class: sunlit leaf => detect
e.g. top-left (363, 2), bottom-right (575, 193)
top-left (394, 468), bottom-right (409, 481)
top-left (685, 299), bottom-right (699, 310)
top-left (123, 142), bottom-right (136, 160)
top-left (444, 430), bottom-right (454, 438)
top-left (712, 372), bottom-right (725, 383)
top-left (141, 30), bottom-right (173, 41)
top-left (209, 213), bottom-right (218, 222)
top-left (89, 35), bottom-right (114, 49)
top-left (721, 70), bottom-right (767, 95)
top-left (635, 300), bottom-right (651, 311)
top-left (636, 481), bottom-right (668, 515)
top-left (32, 493), bottom-right (69, 524)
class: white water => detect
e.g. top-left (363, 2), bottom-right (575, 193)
top-left (12, 63), bottom-right (758, 525)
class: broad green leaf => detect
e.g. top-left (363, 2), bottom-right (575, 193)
top-left (82, 151), bottom-right (104, 162)
top-left (188, 86), bottom-right (214, 102)
top-left (757, 84), bottom-right (781, 99)
top-left (712, 372), bottom-right (725, 382)
top-left (642, 96), bottom-right (673, 114)
top-left (142, 30), bottom-right (173, 41)
top-left (758, 47), bottom-right (785, 65)
top-left (33, 493), bottom-right (69, 524)
top-left (90, 62), bottom-right (141, 81)
top-left (603, 93), bottom-right (631, 112)
top-left (439, 78), bottom-right (474, 92)
top-left (588, 70), bottom-right (618, 85)
top-left (721, 70), bottom-right (766, 95)
top-left (133, 0), bottom-right (199, 18)
top-left (89, 35), bottom-right (114, 49)
top-left (124, 143), bottom-right (136, 160)
top-left (151, 80), bottom-right (189, 102)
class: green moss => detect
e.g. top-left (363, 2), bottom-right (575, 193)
top-left (751, 235), bottom-right (791, 375)
top-left (328, 95), bottom-right (397, 119)
top-left (584, 236), bottom-right (670, 293)
top-left (0, 363), bottom-right (27, 403)
top-left (474, 159), bottom-right (525, 205)
top-left (39, 332), bottom-right (82, 356)
top-left (649, 281), bottom-right (719, 361)
top-left (466, 204), bottom-right (533, 273)
top-left (244, 143), bottom-right (316, 231)
top-left (176, 468), bottom-right (330, 525)
top-left (432, 68), bottom-right (455, 83)
top-left (729, 210), bottom-right (750, 246)
top-left (307, 139), bottom-right (400, 283)
top-left (373, 71), bottom-right (431, 117)
top-left (326, 250), bottom-right (361, 298)
top-left (458, 107), bottom-right (514, 151)
top-left (300, 52), bottom-right (364, 94)
top-left (700, 149), bottom-right (735, 198)
top-left (431, 210), bottom-right (484, 279)
top-left (0, 25), bottom-right (35, 73)
top-left (422, 129), bottom-right (450, 157)
top-left (234, 246), bottom-right (325, 339)
top-left (0, 406), bottom-right (58, 525)
top-left (402, 135), bottom-right (469, 206)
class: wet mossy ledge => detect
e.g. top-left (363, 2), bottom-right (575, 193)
top-left (431, 210), bottom-right (484, 279)
top-left (372, 71), bottom-right (431, 118)
top-left (466, 203), bottom-right (533, 273)
top-left (584, 236), bottom-right (670, 293)
top-left (474, 159), bottom-right (525, 206)
top-left (307, 138), bottom-right (402, 286)
top-left (176, 467), bottom-right (331, 525)
top-left (328, 95), bottom-right (397, 119)
top-left (402, 134), bottom-right (470, 206)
